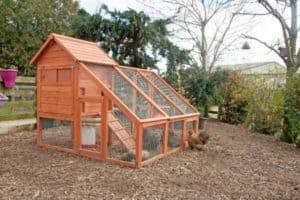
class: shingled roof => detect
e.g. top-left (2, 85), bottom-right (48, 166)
top-left (30, 33), bottom-right (118, 66)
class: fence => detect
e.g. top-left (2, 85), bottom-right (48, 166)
top-left (0, 76), bottom-right (36, 121)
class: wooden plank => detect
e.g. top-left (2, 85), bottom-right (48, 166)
top-left (101, 96), bottom-right (108, 159)
top-left (181, 119), bottom-right (187, 147)
top-left (163, 122), bottom-right (169, 154)
top-left (78, 96), bottom-right (102, 103)
top-left (40, 85), bottom-right (73, 93)
top-left (39, 112), bottom-right (73, 121)
top-left (73, 64), bottom-right (80, 151)
top-left (40, 96), bottom-right (72, 106)
top-left (141, 154), bottom-right (164, 167)
top-left (135, 124), bottom-right (142, 168)
top-left (40, 103), bottom-right (72, 115)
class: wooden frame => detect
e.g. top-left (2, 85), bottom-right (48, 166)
top-left (32, 33), bottom-right (200, 168)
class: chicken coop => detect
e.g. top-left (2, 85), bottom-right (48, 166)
top-left (30, 33), bottom-right (199, 168)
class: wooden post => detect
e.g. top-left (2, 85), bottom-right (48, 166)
top-left (163, 122), bottom-right (169, 154)
top-left (181, 119), bottom-right (187, 148)
top-left (135, 124), bottom-right (143, 168)
top-left (195, 118), bottom-right (199, 134)
top-left (73, 65), bottom-right (80, 152)
top-left (101, 95), bottom-right (109, 159)
top-left (36, 67), bottom-right (42, 145)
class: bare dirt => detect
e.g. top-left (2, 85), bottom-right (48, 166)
top-left (0, 120), bottom-right (299, 200)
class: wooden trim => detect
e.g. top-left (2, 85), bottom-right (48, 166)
top-left (53, 37), bottom-right (79, 63)
top-left (150, 72), bottom-right (198, 113)
top-left (195, 118), bottom-right (199, 134)
top-left (106, 158), bottom-right (136, 168)
top-left (142, 119), bottom-right (168, 128)
top-left (79, 62), bottom-right (140, 124)
top-left (169, 113), bottom-right (199, 121)
top-left (113, 67), bottom-right (168, 117)
top-left (39, 112), bottom-right (73, 121)
top-left (140, 117), bottom-right (169, 124)
top-left (141, 154), bottom-right (164, 167)
top-left (79, 149), bottom-right (101, 158)
top-left (79, 60), bottom-right (118, 67)
top-left (181, 119), bottom-right (187, 147)
top-left (78, 96), bottom-right (103, 103)
top-left (38, 143), bottom-right (76, 154)
top-left (166, 146), bottom-right (182, 155)
top-left (73, 64), bottom-right (80, 151)
top-left (101, 96), bottom-right (108, 159)
top-left (163, 122), bottom-right (169, 154)
top-left (137, 70), bottom-right (184, 115)
top-left (36, 68), bottom-right (42, 145)
top-left (30, 35), bottom-right (54, 64)
top-left (119, 65), bottom-right (153, 73)
top-left (135, 124), bottom-right (143, 168)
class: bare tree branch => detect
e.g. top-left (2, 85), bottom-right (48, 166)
top-left (242, 34), bottom-right (287, 65)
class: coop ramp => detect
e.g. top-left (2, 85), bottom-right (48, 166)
top-left (108, 112), bottom-right (135, 150)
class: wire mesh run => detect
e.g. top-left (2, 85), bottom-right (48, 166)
top-left (168, 121), bottom-right (183, 150)
top-left (86, 64), bottom-right (164, 120)
top-left (107, 104), bottom-right (136, 163)
top-left (41, 118), bottom-right (73, 149)
top-left (81, 116), bottom-right (101, 152)
top-left (122, 68), bottom-right (182, 116)
top-left (144, 72), bottom-right (194, 114)
top-left (142, 125), bottom-right (164, 160)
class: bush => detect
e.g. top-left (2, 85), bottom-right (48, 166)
top-left (219, 71), bottom-right (284, 135)
top-left (218, 71), bottom-right (249, 124)
top-left (282, 74), bottom-right (300, 143)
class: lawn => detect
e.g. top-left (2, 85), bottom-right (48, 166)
top-left (0, 120), bottom-right (299, 199)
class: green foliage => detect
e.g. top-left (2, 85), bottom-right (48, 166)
top-left (180, 67), bottom-right (229, 117)
top-left (0, 0), bottom-right (79, 76)
top-left (71, 6), bottom-right (189, 71)
top-left (219, 71), bottom-right (285, 135)
top-left (282, 74), bottom-right (300, 143)
top-left (218, 71), bottom-right (248, 124)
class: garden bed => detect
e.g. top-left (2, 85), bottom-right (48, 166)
top-left (0, 120), bottom-right (299, 199)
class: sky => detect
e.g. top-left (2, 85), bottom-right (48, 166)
top-left (78, 0), bottom-right (287, 70)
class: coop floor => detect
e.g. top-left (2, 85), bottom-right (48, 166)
top-left (0, 120), bottom-right (299, 199)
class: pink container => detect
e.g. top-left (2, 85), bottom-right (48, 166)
top-left (0, 93), bottom-right (8, 108)
top-left (0, 69), bottom-right (18, 88)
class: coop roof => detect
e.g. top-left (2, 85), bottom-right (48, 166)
top-left (30, 33), bottom-right (118, 66)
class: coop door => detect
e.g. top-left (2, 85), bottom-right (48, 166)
top-left (39, 67), bottom-right (74, 115)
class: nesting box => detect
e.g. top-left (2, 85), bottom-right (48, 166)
top-left (30, 33), bottom-right (199, 168)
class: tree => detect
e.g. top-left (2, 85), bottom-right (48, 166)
top-left (242, 0), bottom-right (300, 143)
top-left (71, 5), bottom-right (189, 71)
top-left (0, 0), bottom-right (79, 76)
top-left (180, 66), bottom-right (229, 117)
top-left (140, 0), bottom-right (248, 74)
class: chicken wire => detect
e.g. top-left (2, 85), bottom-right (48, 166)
top-left (143, 72), bottom-right (194, 114)
top-left (142, 125), bottom-right (164, 160)
top-left (122, 69), bottom-right (181, 116)
top-left (168, 121), bottom-right (183, 150)
top-left (86, 64), bottom-right (164, 119)
top-left (41, 118), bottom-right (73, 149)
top-left (107, 104), bottom-right (136, 163)
top-left (81, 116), bottom-right (101, 151)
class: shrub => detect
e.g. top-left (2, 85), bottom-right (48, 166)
top-left (219, 71), bottom-right (284, 135)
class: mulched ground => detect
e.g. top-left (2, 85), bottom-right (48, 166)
top-left (0, 120), bottom-right (299, 199)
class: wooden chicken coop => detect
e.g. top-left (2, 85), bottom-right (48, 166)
top-left (30, 33), bottom-right (199, 168)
